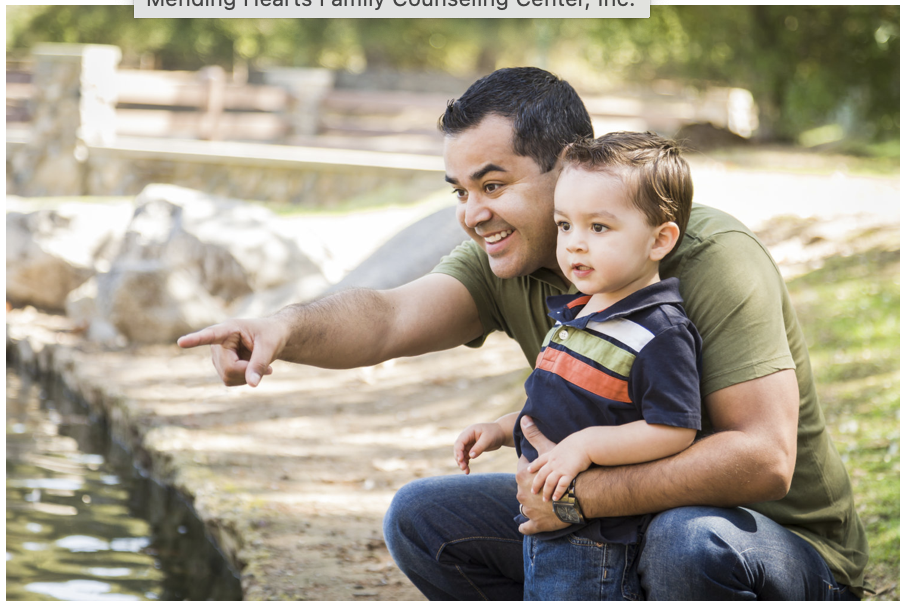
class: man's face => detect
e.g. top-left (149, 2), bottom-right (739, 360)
top-left (443, 115), bottom-right (563, 281)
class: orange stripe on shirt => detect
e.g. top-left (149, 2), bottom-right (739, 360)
top-left (566, 295), bottom-right (592, 309)
top-left (536, 346), bottom-right (631, 403)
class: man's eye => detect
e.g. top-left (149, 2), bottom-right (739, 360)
top-left (592, 224), bottom-right (608, 233)
top-left (484, 183), bottom-right (500, 194)
top-left (557, 221), bottom-right (571, 232)
top-left (452, 189), bottom-right (467, 200)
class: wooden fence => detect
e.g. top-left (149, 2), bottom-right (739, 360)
top-left (6, 63), bottom-right (757, 145)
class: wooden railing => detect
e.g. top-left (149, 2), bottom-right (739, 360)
top-left (7, 64), bottom-right (757, 144)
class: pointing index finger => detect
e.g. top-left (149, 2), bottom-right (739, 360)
top-left (177, 324), bottom-right (231, 349)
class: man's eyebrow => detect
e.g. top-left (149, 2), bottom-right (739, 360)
top-left (471, 163), bottom-right (507, 182)
top-left (445, 163), bottom-right (507, 186)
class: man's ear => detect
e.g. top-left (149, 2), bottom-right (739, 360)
top-left (650, 222), bottom-right (680, 262)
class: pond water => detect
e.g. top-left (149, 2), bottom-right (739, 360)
top-left (6, 367), bottom-right (243, 601)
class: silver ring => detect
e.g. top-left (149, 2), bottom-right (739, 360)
top-left (519, 504), bottom-right (526, 517)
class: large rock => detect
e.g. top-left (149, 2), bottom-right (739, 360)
top-left (6, 201), bottom-right (133, 311)
top-left (96, 260), bottom-right (228, 344)
top-left (231, 205), bottom-right (467, 317)
top-left (118, 184), bottom-right (328, 301)
top-left (67, 184), bottom-right (329, 343)
top-left (325, 205), bottom-right (466, 293)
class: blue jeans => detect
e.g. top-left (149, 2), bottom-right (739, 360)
top-left (523, 534), bottom-right (642, 600)
top-left (383, 473), bottom-right (860, 600)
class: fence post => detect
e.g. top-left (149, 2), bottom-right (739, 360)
top-left (199, 65), bottom-right (226, 141)
top-left (262, 68), bottom-right (335, 139)
top-left (10, 43), bottom-right (121, 196)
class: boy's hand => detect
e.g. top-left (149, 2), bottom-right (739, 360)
top-left (453, 423), bottom-right (507, 474)
top-left (527, 433), bottom-right (593, 501)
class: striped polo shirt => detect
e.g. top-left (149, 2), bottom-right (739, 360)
top-left (514, 277), bottom-right (703, 544)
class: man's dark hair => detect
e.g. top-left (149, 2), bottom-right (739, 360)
top-left (438, 67), bottom-right (593, 173)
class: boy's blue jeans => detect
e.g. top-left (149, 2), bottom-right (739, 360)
top-left (383, 473), bottom-right (860, 601)
top-left (523, 533), bottom-right (642, 600)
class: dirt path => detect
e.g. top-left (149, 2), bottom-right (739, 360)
top-left (6, 167), bottom-right (898, 600)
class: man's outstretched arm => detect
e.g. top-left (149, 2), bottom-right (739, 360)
top-left (516, 369), bottom-right (800, 533)
top-left (177, 273), bottom-right (484, 387)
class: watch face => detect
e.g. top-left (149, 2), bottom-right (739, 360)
top-left (553, 503), bottom-right (581, 525)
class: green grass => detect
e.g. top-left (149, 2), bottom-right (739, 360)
top-left (787, 248), bottom-right (900, 600)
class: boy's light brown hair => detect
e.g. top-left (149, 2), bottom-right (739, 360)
top-left (562, 131), bottom-right (693, 258)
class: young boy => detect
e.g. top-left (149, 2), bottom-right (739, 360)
top-left (453, 132), bottom-right (702, 600)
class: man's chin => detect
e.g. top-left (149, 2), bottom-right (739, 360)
top-left (487, 256), bottom-right (528, 280)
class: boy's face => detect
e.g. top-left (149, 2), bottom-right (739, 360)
top-left (554, 167), bottom-right (662, 300)
top-left (444, 115), bottom-right (562, 281)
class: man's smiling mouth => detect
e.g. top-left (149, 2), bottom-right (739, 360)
top-left (484, 229), bottom-right (513, 244)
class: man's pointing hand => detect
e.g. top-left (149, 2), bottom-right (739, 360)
top-left (177, 319), bottom-right (278, 387)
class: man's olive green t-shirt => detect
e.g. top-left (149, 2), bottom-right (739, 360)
top-left (431, 203), bottom-right (869, 596)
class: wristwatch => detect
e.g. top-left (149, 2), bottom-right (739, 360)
top-left (552, 478), bottom-right (586, 524)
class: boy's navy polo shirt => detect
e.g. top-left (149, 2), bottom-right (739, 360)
top-left (514, 277), bottom-right (703, 545)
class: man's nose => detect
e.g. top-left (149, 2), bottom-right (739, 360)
top-left (461, 196), bottom-right (493, 229)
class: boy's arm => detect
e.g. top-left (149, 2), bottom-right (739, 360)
top-left (527, 420), bottom-right (696, 501)
top-left (516, 369), bottom-right (799, 532)
top-left (572, 421), bottom-right (695, 467)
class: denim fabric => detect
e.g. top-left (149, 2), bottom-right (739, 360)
top-left (383, 474), bottom-right (859, 601)
top-left (638, 506), bottom-right (861, 601)
top-left (383, 474), bottom-right (525, 600)
top-left (523, 534), bottom-right (642, 600)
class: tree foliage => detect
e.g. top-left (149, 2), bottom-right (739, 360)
top-left (7, 7), bottom-right (899, 142)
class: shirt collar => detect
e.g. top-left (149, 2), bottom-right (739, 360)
top-left (546, 277), bottom-right (684, 327)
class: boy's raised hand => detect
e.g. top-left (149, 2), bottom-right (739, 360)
top-left (527, 433), bottom-right (593, 502)
top-left (453, 423), bottom-right (508, 475)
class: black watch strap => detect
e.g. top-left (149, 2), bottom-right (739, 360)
top-left (552, 477), bottom-right (586, 524)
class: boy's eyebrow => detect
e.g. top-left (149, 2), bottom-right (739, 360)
top-left (554, 208), bottom-right (619, 221)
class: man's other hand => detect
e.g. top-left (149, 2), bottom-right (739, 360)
top-left (177, 318), bottom-right (280, 387)
top-left (516, 416), bottom-right (569, 535)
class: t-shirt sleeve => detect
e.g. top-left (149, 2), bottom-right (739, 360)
top-left (629, 323), bottom-right (702, 430)
top-left (429, 240), bottom-right (501, 348)
top-left (677, 231), bottom-right (796, 396)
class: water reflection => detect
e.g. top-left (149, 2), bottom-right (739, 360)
top-left (6, 368), bottom-right (242, 601)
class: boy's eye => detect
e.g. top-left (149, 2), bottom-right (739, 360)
top-left (557, 221), bottom-right (571, 232)
top-left (592, 224), bottom-right (608, 233)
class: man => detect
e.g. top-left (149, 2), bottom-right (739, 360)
top-left (178, 67), bottom-right (868, 599)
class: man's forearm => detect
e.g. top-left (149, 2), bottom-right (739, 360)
top-left (576, 429), bottom-right (791, 518)
top-left (273, 289), bottom-right (396, 369)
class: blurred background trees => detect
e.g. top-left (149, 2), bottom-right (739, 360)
top-left (6, 6), bottom-right (899, 144)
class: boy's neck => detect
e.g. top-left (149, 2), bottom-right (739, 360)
top-left (576, 270), bottom-right (661, 318)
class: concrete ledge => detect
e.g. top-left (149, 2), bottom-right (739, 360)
top-left (94, 136), bottom-right (444, 173)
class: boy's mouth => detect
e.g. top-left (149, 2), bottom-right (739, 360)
top-left (572, 264), bottom-right (593, 272)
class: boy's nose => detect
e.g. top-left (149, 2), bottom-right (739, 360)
top-left (565, 236), bottom-right (587, 253)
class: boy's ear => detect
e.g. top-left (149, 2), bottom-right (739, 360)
top-left (650, 222), bottom-right (680, 262)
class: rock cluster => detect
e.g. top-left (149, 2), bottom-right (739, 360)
top-left (7, 184), bottom-right (328, 344)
